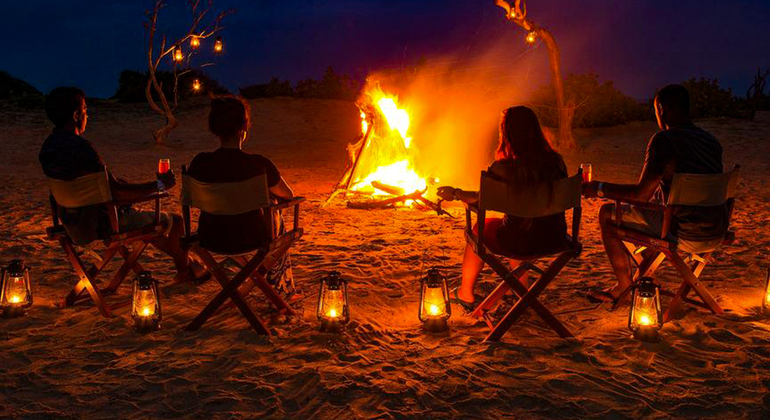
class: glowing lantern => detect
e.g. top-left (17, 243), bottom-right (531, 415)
top-left (173, 47), bottom-right (184, 62)
top-left (418, 268), bottom-right (451, 332)
top-left (525, 31), bottom-right (537, 45)
top-left (317, 271), bottom-right (349, 332)
top-left (192, 79), bottom-right (201, 91)
top-left (762, 267), bottom-right (770, 315)
top-left (1, 259), bottom-right (32, 318)
top-left (214, 36), bottom-right (223, 54)
top-left (628, 277), bottom-right (663, 341)
top-left (190, 35), bottom-right (200, 49)
top-left (131, 271), bottom-right (161, 332)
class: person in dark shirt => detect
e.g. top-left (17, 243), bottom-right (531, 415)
top-left (187, 96), bottom-right (297, 297)
top-left (437, 106), bottom-right (569, 313)
top-left (39, 86), bottom-right (205, 283)
top-left (584, 84), bottom-right (728, 302)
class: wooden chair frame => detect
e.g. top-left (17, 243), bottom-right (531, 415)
top-left (45, 169), bottom-right (168, 318)
top-left (608, 165), bottom-right (740, 322)
top-left (181, 166), bottom-right (304, 335)
top-left (467, 171), bottom-right (583, 342)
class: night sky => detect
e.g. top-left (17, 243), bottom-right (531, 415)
top-left (0, 0), bottom-right (768, 100)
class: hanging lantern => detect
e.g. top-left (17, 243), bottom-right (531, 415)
top-left (418, 267), bottom-right (451, 332)
top-left (525, 31), bottom-right (537, 45)
top-left (173, 47), bottom-right (184, 62)
top-left (131, 271), bottom-right (161, 333)
top-left (762, 267), bottom-right (770, 315)
top-left (213, 36), bottom-right (224, 54)
top-left (317, 271), bottom-right (349, 332)
top-left (1, 259), bottom-right (32, 318)
top-left (190, 35), bottom-right (200, 49)
top-left (192, 79), bottom-right (201, 91)
top-left (628, 277), bottom-right (663, 341)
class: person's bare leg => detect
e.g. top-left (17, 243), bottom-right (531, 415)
top-left (599, 203), bottom-right (631, 297)
top-left (458, 243), bottom-right (484, 303)
top-left (150, 215), bottom-right (198, 280)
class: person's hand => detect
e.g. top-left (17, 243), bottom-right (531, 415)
top-left (437, 186), bottom-right (458, 201)
top-left (157, 170), bottom-right (177, 190)
top-left (582, 180), bottom-right (599, 198)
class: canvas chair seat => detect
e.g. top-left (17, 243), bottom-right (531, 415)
top-left (45, 168), bottom-right (168, 318)
top-left (181, 168), bottom-right (304, 335)
top-left (609, 166), bottom-right (740, 321)
top-left (466, 171), bottom-right (584, 342)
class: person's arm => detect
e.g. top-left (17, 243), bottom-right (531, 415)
top-left (109, 170), bottom-right (176, 201)
top-left (437, 186), bottom-right (478, 204)
top-left (269, 177), bottom-right (294, 200)
top-left (584, 134), bottom-right (673, 202)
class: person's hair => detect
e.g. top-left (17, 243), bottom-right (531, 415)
top-left (45, 87), bottom-right (86, 127)
top-left (209, 96), bottom-right (250, 139)
top-left (496, 106), bottom-right (565, 188)
top-left (656, 84), bottom-right (690, 118)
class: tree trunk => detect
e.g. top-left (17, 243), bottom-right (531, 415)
top-left (538, 27), bottom-right (576, 150)
top-left (153, 116), bottom-right (179, 145)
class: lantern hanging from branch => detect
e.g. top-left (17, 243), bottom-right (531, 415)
top-left (214, 36), bottom-right (224, 54)
top-left (762, 267), bottom-right (770, 315)
top-left (525, 31), bottom-right (537, 45)
top-left (628, 277), bottom-right (663, 341)
top-left (1, 259), bottom-right (32, 318)
top-left (317, 271), bottom-right (349, 332)
top-left (418, 267), bottom-right (451, 332)
top-left (173, 47), bottom-right (184, 62)
top-left (190, 35), bottom-right (200, 49)
top-left (192, 79), bottom-right (201, 91)
top-left (132, 271), bottom-right (161, 333)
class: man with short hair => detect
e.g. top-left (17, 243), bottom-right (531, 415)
top-left (584, 84), bottom-right (728, 301)
top-left (39, 86), bottom-right (205, 282)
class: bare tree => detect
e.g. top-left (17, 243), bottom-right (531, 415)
top-left (144, 0), bottom-right (228, 144)
top-left (495, 0), bottom-right (576, 150)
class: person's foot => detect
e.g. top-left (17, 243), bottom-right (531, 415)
top-left (173, 259), bottom-right (211, 284)
top-left (449, 288), bottom-right (476, 314)
top-left (586, 286), bottom-right (623, 304)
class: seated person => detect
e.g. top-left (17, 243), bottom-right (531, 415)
top-left (39, 87), bottom-right (205, 282)
top-left (437, 106), bottom-right (569, 312)
top-left (186, 96), bottom-right (297, 298)
top-left (583, 84), bottom-right (728, 302)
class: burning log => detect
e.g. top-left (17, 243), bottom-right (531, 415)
top-left (371, 181), bottom-right (405, 197)
top-left (346, 190), bottom-right (452, 218)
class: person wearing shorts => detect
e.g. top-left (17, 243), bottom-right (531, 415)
top-left (39, 87), bottom-right (205, 283)
top-left (583, 84), bottom-right (728, 302)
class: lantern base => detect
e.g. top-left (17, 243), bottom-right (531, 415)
top-left (320, 319), bottom-right (345, 333)
top-left (632, 328), bottom-right (660, 342)
top-left (423, 318), bottom-right (449, 333)
top-left (134, 318), bottom-right (160, 333)
top-left (2, 306), bottom-right (25, 318)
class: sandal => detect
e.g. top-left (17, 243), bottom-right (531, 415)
top-left (586, 289), bottom-right (617, 304)
top-left (449, 288), bottom-right (476, 313)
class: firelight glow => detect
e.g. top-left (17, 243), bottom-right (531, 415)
top-left (428, 304), bottom-right (439, 316)
top-left (639, 314), bottom-right (652, 326)
top-left (526, 31), bottom-right (537, 45)
top-left (328, 309), bottom-right (338, 318)
top-left (9, 295), bottom-right (20, 303)
top-left (376, 97), bottom-right (412, 148)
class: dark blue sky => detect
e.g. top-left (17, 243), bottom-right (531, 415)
top-left (0, 0), bottom-right (768, 99)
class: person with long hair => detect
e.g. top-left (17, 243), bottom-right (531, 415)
top-left (437, 106), bottom-right (568, 312)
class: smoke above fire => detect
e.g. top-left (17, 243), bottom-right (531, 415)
top-left (361, 43), bottom-right (549, 192)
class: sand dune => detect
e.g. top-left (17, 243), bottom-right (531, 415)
top-left (0, 98), bottom-right (769, 418)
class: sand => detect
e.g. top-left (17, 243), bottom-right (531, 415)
top-left (0, 97), bottom-right (769, 419)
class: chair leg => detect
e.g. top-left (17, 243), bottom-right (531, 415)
top-left (470, 278), bottom-right (512, 319)
top-left (485, 252), bottom-right (574, 341)
top-left (103, 242), bottom-right (146, 295)
top-left (187, 248), bottom-right (271, 334)
top-left (664, 250), bottom-right (723, 321)
top-left (60, 239), bottom-right (112, 318)
top-left (225, 246), bottom-right (296, 316)
top-left (611, 251), bottom-right (666, 310)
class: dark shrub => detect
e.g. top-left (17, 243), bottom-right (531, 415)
top-left (112, 69), bottom-right (229, 103)
top-left (0, 71), bottom-right (44, 108)
top-left (295, 67), bottom-right (361, 100)
top-left (239, 77), bottom-right (294, 99)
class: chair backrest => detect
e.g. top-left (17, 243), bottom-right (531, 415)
top-left (181, 174), bottom-right (270, 215)
top-left (48, 170), bottom-right (113, 208)
top-left (667, 166), bottom-right (740, 207)
top-left (479, 171), bottom-right (583, 217)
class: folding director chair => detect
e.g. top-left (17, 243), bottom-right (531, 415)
top-left (467, 170), bottom-right (583, 342)
top-left (181, 166), bottom-right (304, 335)
top-left (45, 168), bottom-right (168, 318)
top-left (608, 165), bottom-right (740, 322)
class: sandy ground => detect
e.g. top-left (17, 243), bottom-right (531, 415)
top-left (0, 97), bottom-right (769, 419)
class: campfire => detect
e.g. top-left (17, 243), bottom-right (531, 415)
top-left (328, 85), bottom-right (449, 216)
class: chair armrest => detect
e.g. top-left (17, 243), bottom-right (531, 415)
top-left (603, 194), bottom-right (671, 239)
top-left (602, 193), bottom-right (666, 212)
top-left (270, 196), bottom-right (306, 211)
top-left (112, 191), bottom-right (170, 206)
